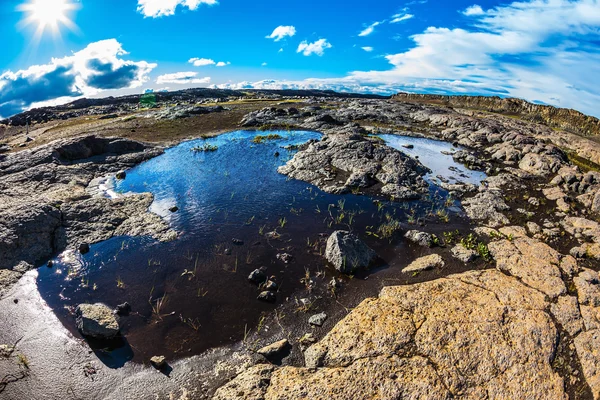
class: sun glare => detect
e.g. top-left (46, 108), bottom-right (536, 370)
top-left (18, 0), bottom-right (80, 40)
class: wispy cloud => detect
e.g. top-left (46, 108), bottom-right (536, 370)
top-left (297, 39), bottom-right (332, 56)
top-left (137, 0), bottom-right (217, 18)
top-left (266, 25), bottom-right (296, 41)
top-left (391, 13), bottom-right (414, 23)
top-left (156, 72), bottom-right (210, 84)
top-left (358, 21), bottom-right (382, 37)
top-left (0, 39), bottom-right (155, 118)
top-left (361, 46), bottom-right (374, 52)
top-left (462, 5), bottom-right (485, 16)
top-left (188, 58), bottom-right (229, 67)
top-left (220, 0), bottom-right (600, 117)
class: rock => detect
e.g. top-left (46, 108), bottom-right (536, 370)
top-left (488, 227), bottom-right (566, 299)
top-left (232, 238), bottom-right (244, 245)
top-left (114, 302), bottom-right (131, 316)
top-left (212, 364), bottom-right (274, 400)
top-left (451, 245), bottom-right (479, 263)
top-left (462, 190), bottom-right (510, 227)
top-left (78, 243), bottom-right (90, 254)
top-left (264, 280), bottom-right (278, 291)
top-left (518, 153), bottom-right (563, 176)
top-left (574, 331), bottom-right (600, 399)
top-left (257, 291), bottom-right (276, 303)
top-left (75, 303), bottom-right (120, 339)
top-left (115, 170), bottom-right (126, 180)
top-left (168, 206), bottom-right (179, 213)
top-left (402, 254), bottom-right (444, 273)
top-left (47, 260), bottom-right (54, 268)
top-left (257, 339), bottom-right (290, 359)
top-left (276, 253), bottom-right (293, 263)
top-left (325, 231), bottom-right (377, 274)
top-left (592, 189), bottom-right (600, 213)
top-left (402, 144), bottom-right (414, 149)
top-left (404, 230), bottom-right (434, 247)
top-left (0, 269), bottom-right (22, 298)
top-left (220, 269), bottom-right (565, 399)
top-left (573, 268), bottom-right (600, 307)
top-left (150, 355), bottom-right (167, 369)
top-left (278, 134), bottom-right (430, 198)
top-left (248, 268), bottom-right (267, 284)
top-left (527, 221), bottom-right (542, 235)
top-left (549, 296), bottom-right (583, 336)
top-left (309, 312), bottom-right (328, 327)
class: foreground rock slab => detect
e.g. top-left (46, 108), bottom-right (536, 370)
top-left (216, 269), bottom-right (567, 399)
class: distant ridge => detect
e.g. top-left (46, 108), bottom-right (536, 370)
top-left (393, 93), bottom-right (600, 137)
top-left (0, 88), bottom-right (389, 126)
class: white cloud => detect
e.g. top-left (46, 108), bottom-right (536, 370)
top-left (463, 5), bottom-right (485, 16)
top-left (0, 39), bottom-right (156, 118)
top-left (391, 13), bottom-right (414, 23)
top-left (188, 58), bottom-right (229, 67)
top-left (362, 46), bottom-right (374, 52)
top-left (189, 57), bottom-right (215, 66)
top-left (137, 0), bottom-right (217, 18)
top-left (156, 72), bottom-right (210, 84)
top-left (344, 0), bottom-right (600, 116)
top-left (297, 39), bottom-right (332, 56)
top-left (278, 48), bottom-right (284, 53)
top-left (214, 0), bottom-right (600, 117)
top-left (261, 62), bottom-right (268, 66)
top-left (266, 26), bottom-right (296, 41)
top-left (359, 21), bottom-right (382, 37)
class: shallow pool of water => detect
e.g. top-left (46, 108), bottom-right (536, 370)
top-left (37, 131), bottom-right (483, 366)
top-left (381, 134), bottom-right (487, 185)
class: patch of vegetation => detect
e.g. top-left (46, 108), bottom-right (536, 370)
top-left (477, 242), bottom-right (493, 262)
top-left (251, 133), bottom-right (283, 143)
top-left (565, 151), bottom-right (600, 173)
top-left (191, 144), bottom-right (218, 152)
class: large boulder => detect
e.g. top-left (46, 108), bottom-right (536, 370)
top-left (75, 303), bottom-right (120, 339)
top-left (325, 231), bottom-right (377, 274)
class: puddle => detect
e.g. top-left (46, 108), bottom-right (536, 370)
top-left (380, 134), bottom-right (487, 185)
top-left (37, 131), bottom-right (485, 366)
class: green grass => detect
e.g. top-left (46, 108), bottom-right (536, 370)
top-left (566, 151), bottom-right (600, 173)
top-left (251, 133), bottom-right (284, 143)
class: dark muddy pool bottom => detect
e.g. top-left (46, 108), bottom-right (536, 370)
top-left (37, 130), bottom-right (485, 367)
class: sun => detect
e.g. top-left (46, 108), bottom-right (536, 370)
top-left (18, 0), bottom-right (80, 39)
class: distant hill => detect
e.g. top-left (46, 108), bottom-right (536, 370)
top-left (393, 93), bottom-right (600, 137)
top-left (0, 88), bottom-right (389, 126)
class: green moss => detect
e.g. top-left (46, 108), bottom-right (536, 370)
top-left (566, 151), bottom-right (600, 173)
top-left (252, 133), bottom-right (284, 143)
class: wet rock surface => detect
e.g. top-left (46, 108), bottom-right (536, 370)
top-left (0, 135), bottom-right (175, 294)
top-left (278, 133), bottom-right (430, 198)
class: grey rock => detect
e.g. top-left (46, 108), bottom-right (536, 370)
top-left (309, 312), bottom-right (328, 327)
top-left (75, 303), bottom-right (120, 339)
top-left (325, 231), bottom-right (377, 274)
top-left (451, 245), bottom-right (479, 263)
top-left (248, 268), bottom-right (267, 284)
top-left (404, 230), bottom-right (434, 247)
top-left (257, 291), bottom-right (276, 303)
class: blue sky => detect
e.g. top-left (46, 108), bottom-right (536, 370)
top-left (1, 0), bottom-right (600, 118)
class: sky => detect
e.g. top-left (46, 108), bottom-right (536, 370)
top-left (1, 0), bottom-right (600, 118)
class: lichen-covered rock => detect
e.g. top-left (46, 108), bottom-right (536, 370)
top-left (451, 244), bottom-right (479, 263)
top-left (212, 364), bottom-right (274, 400)
top-left (462, 190), bottom-right (510, 227)
top-left (325, 231), bottom-right (377, 274)
top-left (217, 270), bottom-right (566, 399)
top-left (550, 296), bottom-right (583, 336)
top-left (75, 303), bottom-right (120, 339)
top-left (404, 230), bottom-right (434, 247)
top-left (488, 227), bottom-right (566, 299)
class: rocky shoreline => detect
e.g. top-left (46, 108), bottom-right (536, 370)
top-left (1, 92), bottom-right (600, 399)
